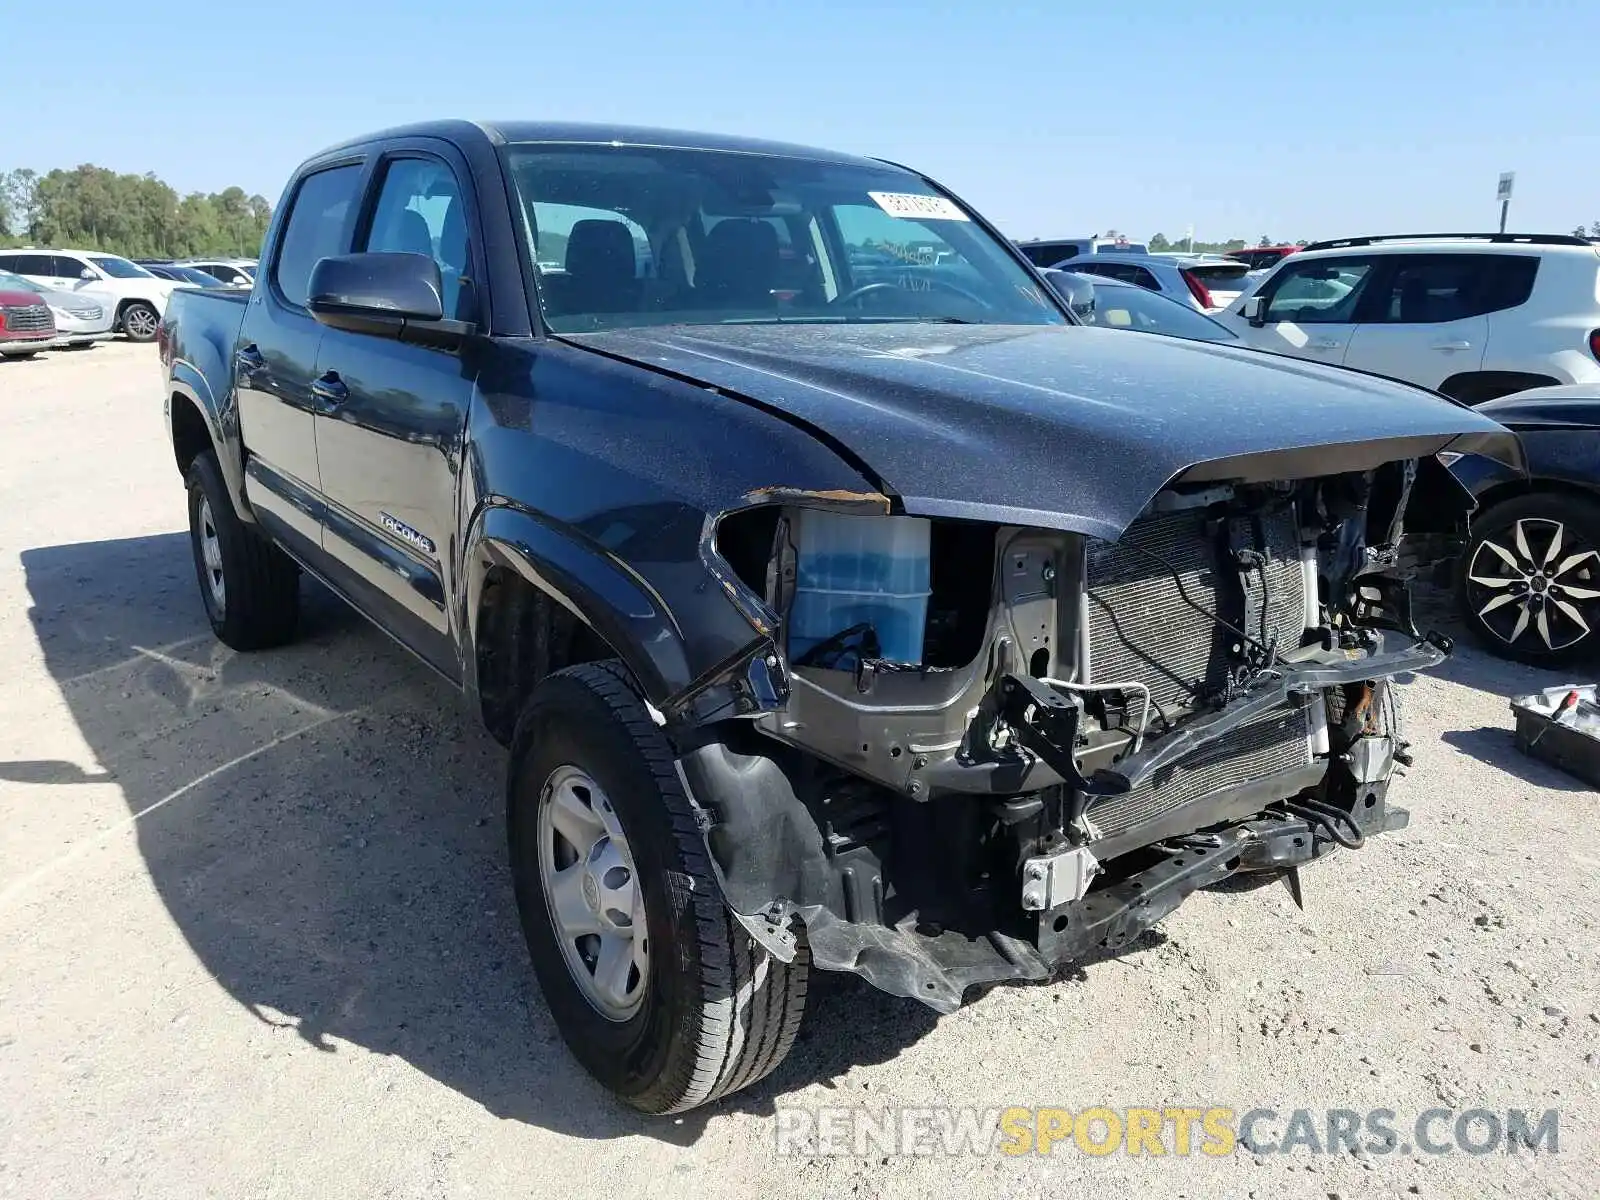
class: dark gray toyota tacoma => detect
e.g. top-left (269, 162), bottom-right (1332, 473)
top-left (159, 120), bottom-right (1520, 1113)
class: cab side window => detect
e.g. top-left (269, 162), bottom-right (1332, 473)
top-left (273, 164), bottom-right (363, 309)
top-left (362, 157), bottom-right (472, 320)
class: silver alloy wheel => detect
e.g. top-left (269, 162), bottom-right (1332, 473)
top-left (123, 305), bottom-right (158, 339)
top-left (198, 497), bottom-right (226, 612)
top-left (1465, 517), bottom-right (1600, 650)
top-left (536, 764), bottom-right (649, 1021)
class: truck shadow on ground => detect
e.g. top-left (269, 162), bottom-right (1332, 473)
top-left (18, 533), bottom-right (989, 1143)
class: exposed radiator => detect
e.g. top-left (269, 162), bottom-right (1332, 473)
top-left (1083, 506), bottom-right (1313, 838)
top-left (1088, 705), bottom-right (1315, 837)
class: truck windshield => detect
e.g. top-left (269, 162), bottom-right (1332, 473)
top-left (503, 144), bottom-right (1065, 332)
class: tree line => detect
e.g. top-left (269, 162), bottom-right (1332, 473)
top-left (0, 166), bottom-right (272, 260)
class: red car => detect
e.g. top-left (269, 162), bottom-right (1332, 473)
top-left (0, 279), bottom-right (57, 358)
top-left (1228, 245), bottom-right (1302, 271)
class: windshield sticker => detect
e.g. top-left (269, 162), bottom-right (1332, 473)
top-left (868, 192), bottom-right (972, 222)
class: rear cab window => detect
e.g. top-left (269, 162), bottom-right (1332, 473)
top-left (1018, 241), bottom-right (1082, 267)
top-left (272, 164), bottom-right (364, 308)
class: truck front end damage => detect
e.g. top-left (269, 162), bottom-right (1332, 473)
top-left (680, 448), bottom-right (1479, 1011)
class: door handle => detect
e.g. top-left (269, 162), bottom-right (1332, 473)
top-left (1431, 340), bottom-right (1472, 351)
top-left (311, 371), bottom-right (349, 408)
top-left (234, 343), bottom-right (265, 371)
top-left (1308, 338), bottom-right (1341, 350)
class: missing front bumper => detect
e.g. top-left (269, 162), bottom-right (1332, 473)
top-left (794, 791), bottom-right (1408, 1014)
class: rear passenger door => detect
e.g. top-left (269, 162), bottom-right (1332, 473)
top-left (1231, 254), bottom-right (1377, 365)
top-left (1341, 254), bottom-right (1517, 391)
top-left (235, 159), bottom-right (365, 562)
top-left (310, 145), bottom-right (479, 679)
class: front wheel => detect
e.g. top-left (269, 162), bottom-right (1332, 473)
top-left (186, 450), bottom-right (300, 649)
top-left (507, 662), bottom-right (809, 1114)
top-left (1455, 493), bottom-right (1600, 666)
top-left (120, 301), bottom-right (160, 342)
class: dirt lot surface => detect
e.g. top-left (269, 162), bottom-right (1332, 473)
top-left (1, 342), bottom-right (1596, 1198)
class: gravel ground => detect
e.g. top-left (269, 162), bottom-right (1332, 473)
top-left (1, 342), bottom-right (1596, 1199)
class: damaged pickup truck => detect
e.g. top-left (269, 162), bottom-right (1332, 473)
top-left (158, 120), bottom-right (1522, 1114)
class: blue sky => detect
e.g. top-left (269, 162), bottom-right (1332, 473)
top-left (10, 0), bottom-right (1599, 241)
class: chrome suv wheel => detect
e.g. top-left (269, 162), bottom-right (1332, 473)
top-left (1458, 494), bottom-right (1600, 666)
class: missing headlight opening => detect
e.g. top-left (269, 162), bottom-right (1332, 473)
top-left (697, 456), bottom-right (1459, 1012)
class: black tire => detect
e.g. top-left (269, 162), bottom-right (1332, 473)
top-left (120, 301), bottom-right (160, 342)
top-left (1455, 492), bottom-right (1600, 667)
top-left (507, 661), bottom-right (809, 1114)
top-left (185, 450), bottom-right (300, 650)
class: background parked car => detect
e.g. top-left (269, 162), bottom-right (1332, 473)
top-left (1445, 383), bottom-right (1600, 666)
top-left (179, 259), bottom-right (255, 287)
top-left (0, 268), bottom-right (114, 349)
top-left (0, 278), bottom-right (56, 358)
top-left (1014, 235), bottom-right (1149, 266)
top-left (139, 261), bottom-right (243, 288)
top-left (1041, 270), bottom-right (1239, 343)
top-left (1060, 252), bottom-right (1252, 312)
top-left (0, 249), bottom-right (182, 342)
top-left (1215, 233), bottom-right (1600, 403)
top-left (1228, 245), bottom-right (1302, 270)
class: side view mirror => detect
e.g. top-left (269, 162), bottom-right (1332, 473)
top-left (79, 268), bottom-right (96, 281)
top-left (1242, 294), bottom-right (1267, 327)
top-left (307, 252), bottom-right (472, 349)
top-left (1042, 269), bottom-right (1097, 324)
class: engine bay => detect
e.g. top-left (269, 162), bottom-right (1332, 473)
top-left (692, 453), bottom-right (1470, 1008)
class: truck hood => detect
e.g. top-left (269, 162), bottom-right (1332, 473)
top-left (569, 323), bottom-right (1523, 540)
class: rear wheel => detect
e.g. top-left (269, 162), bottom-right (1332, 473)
top-left (1456, 493), bottom-right (1600, 666)
top-left (120, 301), bottom-right (159, 342)
top-left (507, 661), bottom-right (809, 1114)
top-left (186, 450), bottom-right (300, 649)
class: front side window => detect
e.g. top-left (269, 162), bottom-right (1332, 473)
top-left (273, 164), bottom-right (362, 308)
top-left (86, 254), bottom-right (155, 279)
top-left (1262, 256), bottom-right (1375, 324)
top-left (362, 156), bottom-right (471, 319)
top-left (52, 256), bottom-right (90, 279)
top-left (503, 144), bottom-right (1064, 332)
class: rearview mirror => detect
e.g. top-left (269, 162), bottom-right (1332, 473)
top-left (307, 252), bottom-right (471, 348)
top-left (1242, 294), bottom-right (1267, 326)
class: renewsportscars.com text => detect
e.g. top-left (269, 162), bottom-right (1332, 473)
top-left (773, 1106), bottom-right (1560, 1158)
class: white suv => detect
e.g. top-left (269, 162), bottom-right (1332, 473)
top-left (1214, 233), bottom-right (1600, 403)
top-left (0, 249), bottom-right (182, 342)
